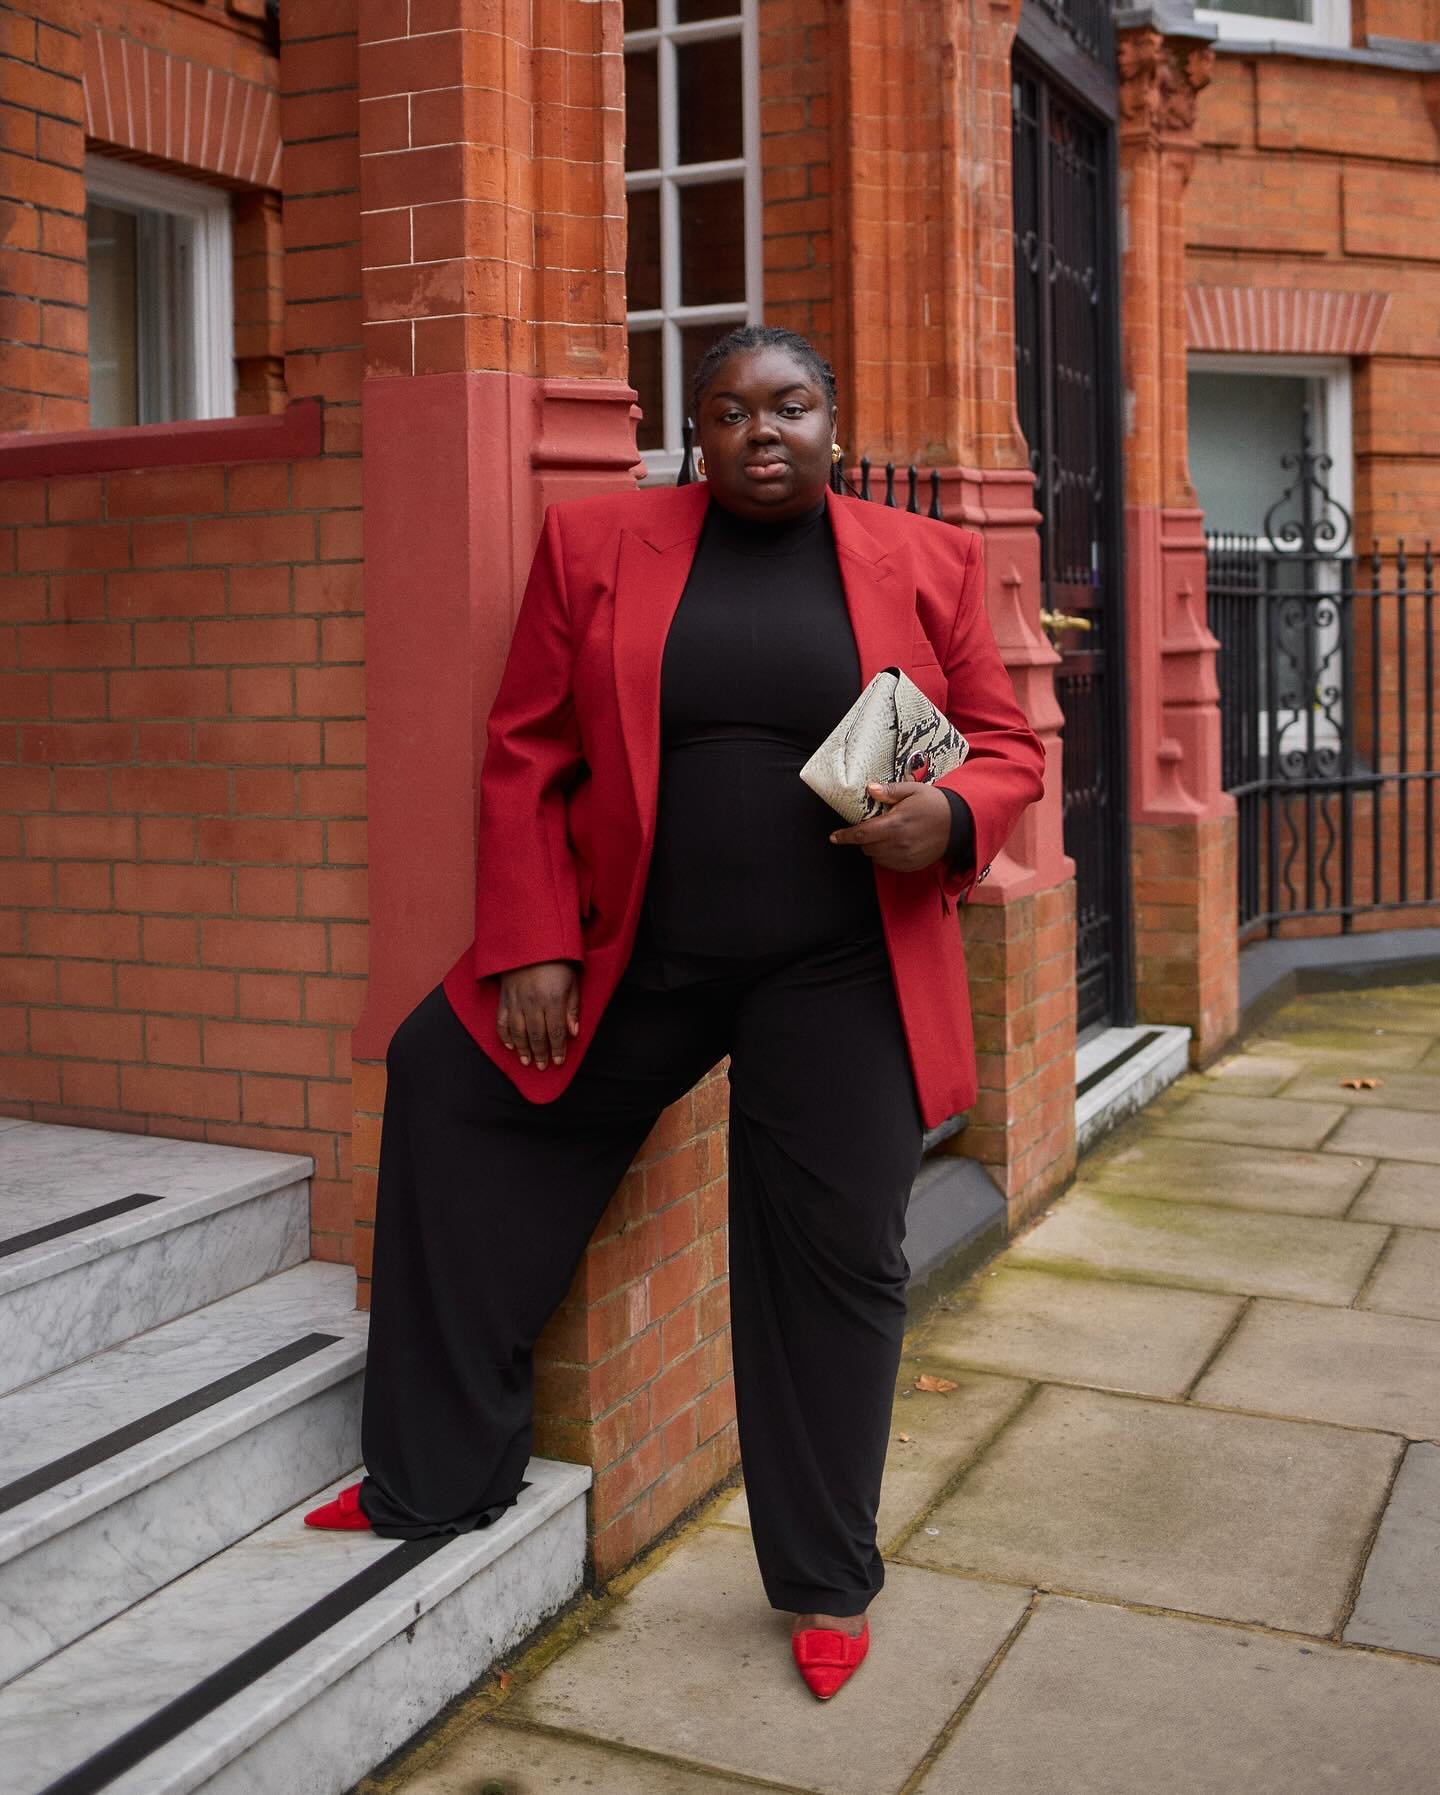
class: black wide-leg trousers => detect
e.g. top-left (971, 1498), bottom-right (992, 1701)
top-left (357, 931), bottom-right (924, 1616)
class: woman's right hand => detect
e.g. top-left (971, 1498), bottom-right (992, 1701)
top-left (496, 961), bottom-right (581, 1070)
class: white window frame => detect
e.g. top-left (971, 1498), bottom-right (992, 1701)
top-left (1189, 353), bottom-right (1354, 769)
top-left (1189, 353), bottom-right (1352, 531)
top-left (84, 152), bottom-right (235, 425)
top-left (1194, 0), bottom-right (1350, 50)
top-left (624, 0), bottom-right (761, 480)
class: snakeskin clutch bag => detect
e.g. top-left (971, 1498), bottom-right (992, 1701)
top-left (799, 665), bottom-right (969, 825)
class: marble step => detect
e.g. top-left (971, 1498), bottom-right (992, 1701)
top-left (1076, 1023), bottom-right (1193, 1154)
top-left (0, 1460), bottom-right (591, 1795)
top-left (0, 1122), bottom-right (312, 1395)
top-left (0, 1261), bottom-right (367, 1687)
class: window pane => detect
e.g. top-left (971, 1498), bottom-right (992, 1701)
top-left (1208, 0), bottom-right (1309, 16)
top-left (623, 0), bottom-right (657, 27)
top-left (679, 179), bottom-right (745, 306)
top-left (87, 201), bottom-right (139, 429)
top-left (682, 320), bottom-right (740, 422)
top-left (624, 51), bottom-right (659, 171)
top-left (629, 329), bottom-right (664, 450)
top-left (676, 0), bottom-right (741, 18)
top-left (626, 188), bottom-right (662, 312)
top-left (677, 36), bottom-right (742, 165)
top-left (1188, 371), bottom-right (1308, 537)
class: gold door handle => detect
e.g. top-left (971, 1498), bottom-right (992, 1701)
top-left (1040, 609), bottom-right (1093, 635)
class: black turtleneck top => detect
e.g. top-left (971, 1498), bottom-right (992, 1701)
top-left (629, 496), bottom-right (973, 976)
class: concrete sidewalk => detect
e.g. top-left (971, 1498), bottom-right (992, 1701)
top-left (367, 978), bottom-right (1440, 1795)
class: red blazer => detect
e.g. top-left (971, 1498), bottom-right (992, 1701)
top-left (441, 482), bottom-right (1045, 1129)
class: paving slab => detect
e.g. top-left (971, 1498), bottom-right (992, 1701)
top-left (1193, 1297), bottom-right (1440, 1439)
top-left (508, 1526), bottom-right (1030, 1795)
top-left (915, 1595), bottom-right (1440, 1795)
top-left (1198, 1052), bottom-right (1304, 1096)
top-left (1359, 1227), bottom-right (1440, 1322)
top-left (900, 1384), bottom-right (1399, 1633)
top-left (1325, 1105), bottom-right (1440, 1166)
top-left (1276, 991), bottom-right (1440, 1036)
top-left (919, 1265), bottom-right (1240, 1399)
top-left (1280, 1065), bottom-right (1440, 1114)
top-left (1345, 1442), bottom-right (1440, 1658)
top-left (1077, 1133), bottom-right (1371, 1218)
top-left (1008, 1190), bottom-right (1388, 1306)
top-left (1250, 1028), bottom-right (1434, 1070)
top-left (389, 1719), bottom-right (795, 1794)
top-left (710, 1366), bottom-right (1031, 1557)
top-left (1349, 1160), bottom-right (1440, 1229)
top-left (1153, 1092), bottom-right (1345, 1152)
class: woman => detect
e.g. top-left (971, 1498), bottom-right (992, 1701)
top-left (306, 326), bottom-right (1046, 1701)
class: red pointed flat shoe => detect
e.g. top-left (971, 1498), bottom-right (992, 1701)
top-left (790, 1619), bottom-right (870, 1701)
top-left (304, 1481), bottom-right (372, 1531)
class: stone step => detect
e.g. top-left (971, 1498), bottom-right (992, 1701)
top-left (0, 1122), bottom-right (312, 1394)
top-left (1076, 1024), bottom-right (1192, 1154)
top-left (0, 1461), bottom-right (591, 1795)
top-left (0, 1261), bottom-right (366, 1686)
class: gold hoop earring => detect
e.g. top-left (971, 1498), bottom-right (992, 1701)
top-left (831, 442), bottom-right (842, 463)
top-left (696, 453), bottom-right (706, 476)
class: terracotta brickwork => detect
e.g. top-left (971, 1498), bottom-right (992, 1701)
top-left (757, 0), bottom-right (834, 358)
top-left (1, 1), bottom-right (88, 433)
top-left (1186, 39), bottom-right (1440, 538)
top-left (959, 880), bottom-right (1077, 1224)
top-left (1132, 812), bottom-right (1237, 1060)
top-left (0, 0), bottom-right (365, 1264)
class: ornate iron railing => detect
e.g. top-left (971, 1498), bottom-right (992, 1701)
top-left (1207, 424), bottom-right (1440, 934)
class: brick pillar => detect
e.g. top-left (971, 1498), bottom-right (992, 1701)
top-left (346, 0), bottom-right (735, 1576)
top-left (831, 0), bottom-right (1075, 1222)
top-left (1117, 22), bottom-right (1237, 1060)
top-left (0, 0), bottom-right (87, 434)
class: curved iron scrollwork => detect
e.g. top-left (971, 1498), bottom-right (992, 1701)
top-left (1262, 409), bottom-right (1353, 557)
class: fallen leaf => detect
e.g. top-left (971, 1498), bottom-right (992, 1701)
top-left (496, 1670), bottom-right (513, 1692)
top-left (896, 1433), bottom-right (913, 1443)
top-left (1339, 1077), bottom-right (1381, 1090)
top-left (914, 1373), bottom-right (958, 1394)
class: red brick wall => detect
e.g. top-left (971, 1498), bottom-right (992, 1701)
top-left (0, 1), bottom-right (87, 433)
top-left (758, 0), bottom-right (834, 361)
top-left (1186, 51), bottom-right (1440, 539)
top-left (0, 441), bottom-right (366, 1257)
top-left (0, 0), bottom-right (363, 1264)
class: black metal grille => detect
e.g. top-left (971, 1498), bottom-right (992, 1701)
top-left (1012, 55), bottom-right (1127, 1032)
top-left (1208, 427), bottom-right (1440, 933)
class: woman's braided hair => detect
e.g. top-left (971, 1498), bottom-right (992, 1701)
top-left (690, 325), bottom-right (837, 416)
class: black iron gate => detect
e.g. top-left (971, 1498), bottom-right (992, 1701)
top-left (1208, 427), bottom-right (1440, 934)
top-left (1011, 21), bottom-right (1129, 1032)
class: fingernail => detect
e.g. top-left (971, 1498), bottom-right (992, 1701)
top-left (555, 1054), bottom-right (565, 1065)
top-left (519, 1054), bottom-right (530, 1066)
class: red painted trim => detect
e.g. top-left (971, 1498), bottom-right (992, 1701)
top-left (0, 399), bottom-right (323, 481)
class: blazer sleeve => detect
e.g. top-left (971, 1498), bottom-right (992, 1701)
top-left (468, 505), bottom-right (587, 982)
top-left (931, 529), bottom-right (1047, 904)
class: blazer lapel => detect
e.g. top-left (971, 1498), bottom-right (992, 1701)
top-left (612, 484), bottom-right (917, 834)
top-left (613, 482), bottom-right (710, 834)
top-left (825, 487), bottom-right (917, 682)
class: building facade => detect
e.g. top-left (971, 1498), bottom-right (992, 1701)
top-left (2, 0), bottom-right (1437, 1574)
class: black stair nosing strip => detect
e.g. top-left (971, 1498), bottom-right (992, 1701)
top-left (38, 1477), bottom-right (537, 1795)
top-left (35, 1535), bottom-right (454, 1795)
top-left (0, 1333), bottom-right (345, 1517)
top-left (0, 1193), bottom-right (168, 1261)
top-left (1075, 1029), bottom-right (1167, 1101)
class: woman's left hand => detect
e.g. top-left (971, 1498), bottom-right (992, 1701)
top-left (829, 779), bottom-right (953, 871)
